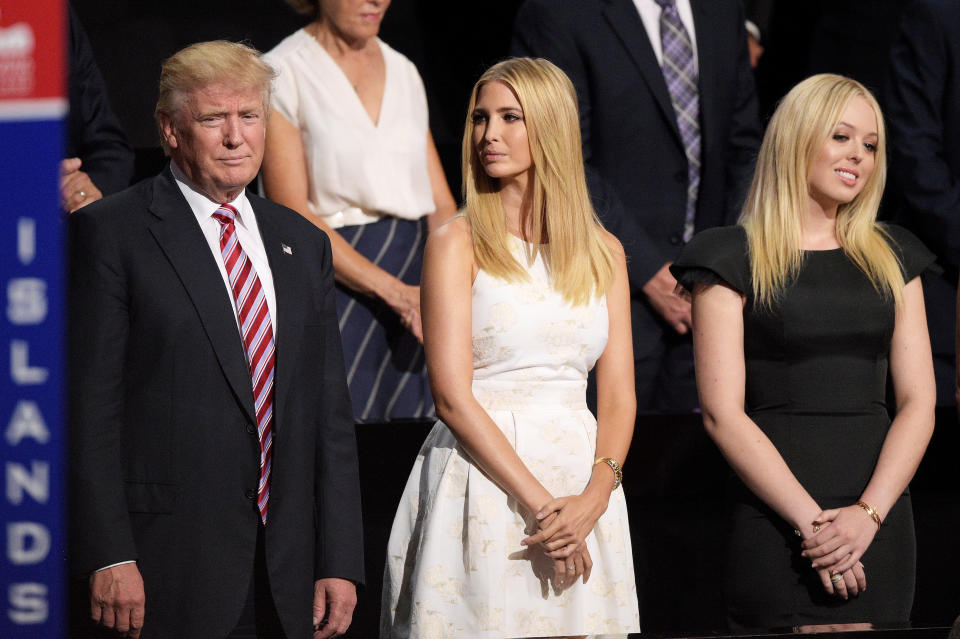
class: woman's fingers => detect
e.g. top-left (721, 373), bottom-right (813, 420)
top-left (552, 559), bottom-right (566, 592)
top-left (852, 562), bottom-right (867, 592)
top-left (817, 569), bottom-right (835, 596)
top-left (812, 508), bottom-right (840, 525)
top-left (581, 547), bottom-right (593, 584)
top-left (572, 552), bottom-right (584, 583)
top-left (546, 542), bottom-right (579, 559)
top-left (803, 535), bottom-right (844, 559)
top-left (843, 568), bottom-right (860, 597)
top-left (536, 497), bottom-right (567, 520)
top-left (825, 548), bottom-right (865, 575)
top-left (830, 571), bottom-right (849, 600)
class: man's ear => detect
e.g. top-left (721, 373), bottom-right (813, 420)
top-left (159, 113), bottom-right (179, 150)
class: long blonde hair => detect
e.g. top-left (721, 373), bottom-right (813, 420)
top-left (461, 57), bottom-right (613, 306)
top-left (740, 73), bottom-right (904, 308)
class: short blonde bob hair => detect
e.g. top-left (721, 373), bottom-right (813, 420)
top-left (461, 57), bottom-right (613, 306)
top-left (740, 73), bottom-right (904, 308)
top-left (154, 40), bottom-right (276, 154)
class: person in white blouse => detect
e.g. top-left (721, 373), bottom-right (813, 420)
top-left (262, 0), bottom-right (456, 422)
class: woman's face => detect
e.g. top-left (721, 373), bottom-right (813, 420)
top-left (320, 0), bottom-right (390, 41)
top-left (471, 81), bottom-right (532, 184)
top-left (807, 95), bottom-right (878, 212)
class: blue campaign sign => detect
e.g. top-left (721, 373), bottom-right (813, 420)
top-left (0, 119), bottom-right (67, 634)
top-left (1, 1), bottom-right (67, 635)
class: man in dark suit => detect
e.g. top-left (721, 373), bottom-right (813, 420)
top-left (68, 41), bottom-right (363, 638)
top-left (512, 0), bottom-right (760, 412)
top-left (885, 0), bottom-right (960, 408)
top-left (62, 3), bottom-right (134, 212)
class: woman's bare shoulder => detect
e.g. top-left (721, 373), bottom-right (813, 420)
top-left (598, 227), bottom-right (626, 260)
top-left (429, 213), bottom-right (473, 250)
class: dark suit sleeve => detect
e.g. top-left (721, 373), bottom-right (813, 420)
top-left (511, 0), bottom-right (672, 286)
top-left (68, 207), bottom-right (138, 575)
top-left (722, 2), bottom-right (762, 225)
top-left (67, 5), bottom-right (134, 196)
top-left (885, 0), bottom-right (960, 269)
top-left (512, 1), bottom-right (596, 163)
top-left (312, 232), bottom-right (365, 583)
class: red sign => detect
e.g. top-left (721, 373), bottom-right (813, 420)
top-left (0, 1), bottom-right (64, 101)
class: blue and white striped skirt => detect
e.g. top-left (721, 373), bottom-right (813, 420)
top-left (334, 216), bottom-right (434, 423)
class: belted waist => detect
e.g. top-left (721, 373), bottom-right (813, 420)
top-left (316, 206), bottom-right (384, 229)
top-left (472, 378), bottom-right (588, 411)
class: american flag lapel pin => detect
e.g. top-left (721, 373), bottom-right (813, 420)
top-left (282, 243), bottom-right (293, 255)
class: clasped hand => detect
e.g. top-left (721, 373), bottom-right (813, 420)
top-left (801, 505), bottom-right (878, 599)
top-left (801, 505), bottom-right (878, 574)
top-left (522, 493), bottom-right (605, 559)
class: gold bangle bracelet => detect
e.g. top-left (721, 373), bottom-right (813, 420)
top-left (594, 457), bottom-right (622, 490)
top-left (855, 500), bottom-right (882, 530)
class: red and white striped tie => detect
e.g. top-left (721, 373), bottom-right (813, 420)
top-left (213, 203), bottom-right (274, 524)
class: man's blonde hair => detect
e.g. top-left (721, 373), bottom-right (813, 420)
top-left (154, 40), bottom-right (276, 154)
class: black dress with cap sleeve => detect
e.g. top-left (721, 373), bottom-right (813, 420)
top-left (670, 224), bottom-right (936, 631)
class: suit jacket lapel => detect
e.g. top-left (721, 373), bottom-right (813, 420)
top-left (691, 0), bottom-right (718, 157)
top-left (602, 0), bottom-right (682, 144)
top-left (146, 170), bottom-right (257, 424)
top-left (253, 199), bottom-right (305, 429)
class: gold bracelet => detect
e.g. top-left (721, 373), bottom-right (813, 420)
top-left (594, 457), bottom-right (622, 490)
top-left (855, 500), bottom-right (882, 530)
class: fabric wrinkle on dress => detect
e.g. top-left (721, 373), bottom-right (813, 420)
top-left (265, 30), bottom-right (435, 422)
top-left (381, 236), bottom-right (641, 638)
top-left (670, 224), bottom-right (937, 631)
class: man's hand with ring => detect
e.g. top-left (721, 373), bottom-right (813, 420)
top-left (61, 157), bottom-right (103, 213)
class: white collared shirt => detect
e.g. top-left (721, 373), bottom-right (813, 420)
top-left (171, 162), bottom-right (278, 335)
top-left (633, 0), bottom-right (699, 68)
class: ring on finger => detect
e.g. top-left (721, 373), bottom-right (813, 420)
top-left (566, 564), bottom-right (576, 571)
top-left (76, 190), bottom-right (86, 200)
top-left (830, 572), bottom-right (844, 584)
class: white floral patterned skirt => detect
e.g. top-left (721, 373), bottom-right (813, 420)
top-left (380, 380), bottom-right (641, 638)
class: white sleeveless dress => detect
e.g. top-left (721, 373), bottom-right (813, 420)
top-left (381, 239), bottom-right (641, 638)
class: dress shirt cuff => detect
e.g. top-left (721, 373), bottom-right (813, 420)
top-left (93, 560), bottom-right (136, 574)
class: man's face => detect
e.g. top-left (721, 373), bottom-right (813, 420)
top-left (162, 83), bottom-right (266, 203)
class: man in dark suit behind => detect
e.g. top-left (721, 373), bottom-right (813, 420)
top-left (885, 0), bottom-right (960, 408)
top-left (512, 0), bottom-right (760, 412)
top-left (68, 41), bottom-right (363, 638)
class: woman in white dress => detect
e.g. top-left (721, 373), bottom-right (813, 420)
top-left (381, 58), bottom-right (641, 638)
top-left (262, 0), bottom-right (456, 422)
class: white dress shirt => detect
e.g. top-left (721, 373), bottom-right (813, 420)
top-left (171, 162), bottom-right (278, 335)
top-left (633, 0), bottom-right (699, 67)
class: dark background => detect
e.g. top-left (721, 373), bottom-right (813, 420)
top-left (70, 0), bottom-right (918, 197)
top-left (69, 1), bottom-right (960, 636)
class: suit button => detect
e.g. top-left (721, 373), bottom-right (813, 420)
top-left (669, 232), bottom-right (683, 246)
top-left (245, 423), bottom-right (256, 435)
top-left (674, 170), bottom-right (686, 183)
top-left (245, 489), bottom-right (256, 500)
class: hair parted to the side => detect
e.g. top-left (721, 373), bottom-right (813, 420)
top-left (739, 73), bottom-right (904, 309)
top-left (461, 57), bottom-right (613, 306)
top-left (284, 0), bottom-right (319, 16)
top-left (154, 40), bottom-right (277, 155)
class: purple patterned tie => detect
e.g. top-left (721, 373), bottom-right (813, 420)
top-left (655, 0), bottom-right (701, 242)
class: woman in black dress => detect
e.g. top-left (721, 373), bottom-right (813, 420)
top-left (671, 74), bottom-right (936, 630)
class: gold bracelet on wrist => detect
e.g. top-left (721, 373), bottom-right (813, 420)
top-left (855, 500), bottom-right (882, 530)
top-left (594, 457), bottom-right (622, 490)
